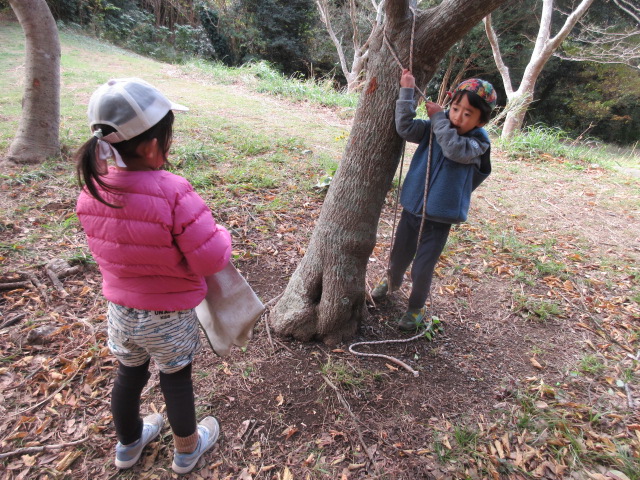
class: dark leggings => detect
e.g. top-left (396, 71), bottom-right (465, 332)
top-left (111, 361), bottom-right (197, 445)
top-left (388, 210), bottom-right (451, 310)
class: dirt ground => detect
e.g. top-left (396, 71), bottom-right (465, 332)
top-left (1, 98), bottom-right (639, 478)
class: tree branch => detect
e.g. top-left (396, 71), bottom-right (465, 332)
top-left (385, 0), bottom-right (409, 30)
top-left (548, 0), bottom-right (596, 50)
top-left (484, 14), bottom-right (514, 97)
top-left (316, 0), bottom-right (350, 79)
top-left (613, 0), bottom-right (640, 24)
top-left (0, 437), bottom-right (89, 459)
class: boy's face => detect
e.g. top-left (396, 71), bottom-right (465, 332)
top-left (449, 94), bottom-right (486, 135)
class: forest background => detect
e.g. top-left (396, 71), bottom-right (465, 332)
top-left (2, 0), bottom-right (638, 146)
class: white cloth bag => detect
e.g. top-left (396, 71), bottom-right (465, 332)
top-left (195, 262), bottom-right (264, 356)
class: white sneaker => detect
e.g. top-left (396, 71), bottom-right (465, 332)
top-left (171, 416), bottom-right (220, 474)
top-left (114, 413), bottom-right (163, 469)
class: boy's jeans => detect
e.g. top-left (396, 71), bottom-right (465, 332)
top-left (388, 210), bottom-right (451, 310)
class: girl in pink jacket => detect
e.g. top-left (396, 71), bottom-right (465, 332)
top-left (75, 78), bottom-right (231, 475)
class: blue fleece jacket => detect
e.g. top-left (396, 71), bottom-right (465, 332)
top-left (396, 87), bottom-right (492, 224)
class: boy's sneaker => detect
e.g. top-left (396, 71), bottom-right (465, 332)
top-left (172, 416), bottom-right (220, 475)
top-left (115, 413), bottom-right (164, 469)
top-left (397, 307), bottom-right (427, 331)
top-left (371, 278), bottom-right (389, 301)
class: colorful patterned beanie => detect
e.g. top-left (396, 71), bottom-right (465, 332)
top-left (455, 78), bottom-right (497, 110)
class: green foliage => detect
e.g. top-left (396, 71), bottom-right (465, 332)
top-left (578, 354), bottom-right (606, 376)
top-left (50, 0), bottom-right (214, 63)
top-left (198, 5), bottom-right (234, 64)
top-left (532, 61), bottom-right (640, 145)
top-left (234, 0), bottom-right (318, 75)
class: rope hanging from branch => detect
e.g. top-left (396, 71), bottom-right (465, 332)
top-left (351, 8), bottom-right (440, 376)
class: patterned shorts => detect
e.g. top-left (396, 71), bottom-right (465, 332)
top-left (107, 302), bottom-right (201, 374)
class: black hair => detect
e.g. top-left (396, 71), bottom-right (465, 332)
top-left (75, 111), bottom-right (174, 208)
top-left (451, 90), bottom-right (492, 125)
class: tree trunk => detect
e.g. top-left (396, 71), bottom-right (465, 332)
top-left (5, 0), bottom-right (60, 165)
top-left (271, 0), bottom-right (510, 344)
top-left (501, 93), bottom-right (532, 138)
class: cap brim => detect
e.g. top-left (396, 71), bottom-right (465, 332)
top-left (170, 101), bottom-right (189, 112)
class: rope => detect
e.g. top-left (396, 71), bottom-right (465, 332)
top-left (409, 6), bottom-right (416, 73)
top-left (416, 128), bottom-right (433, 247)
top-left (386, 142), bottom-right (405, 282)
top-left (349, 320), bottom-right (434, 377)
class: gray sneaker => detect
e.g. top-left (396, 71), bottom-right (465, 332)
top-left (115, 413), bottom-right (163, 469)
top-left (371, 278), bottom-right (389, 301)
top-left (397, 307), bottom-right (427, 331)
top-left (172, 416), bottom-right (220, 475)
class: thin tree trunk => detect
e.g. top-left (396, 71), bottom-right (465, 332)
top-left (6, 0), bottom-right (60, 165)
top-left (484, 0), bottom-right (596, 138)
top-left (271, 0), bottom-right (510, 344)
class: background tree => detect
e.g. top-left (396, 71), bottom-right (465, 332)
top-left (485, 0), bottom-right (596, 138)
top-left (315, 0), bottom-right (384, 92)
top-left (4, 0), bottom-right (60, 165)
top-left (270, 0), bottom-right (510, 344)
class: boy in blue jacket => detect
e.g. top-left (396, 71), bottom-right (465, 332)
top-left (372, 69), bottom-right (496, 330)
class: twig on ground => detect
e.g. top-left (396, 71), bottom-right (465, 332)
top-left (7, 366), bottom-right (82, 418)
top-left (0, 437), bottom-right (89, 459)
top-left (240, 418), bottom-right (258, 450)
top-left (262, 292), bottom-right (283, 353)
top-left (625, 384), bottom-right (635, 409)
top-left (349, 324), bottom-right (434, 377)
top-left (321, 374), bottom-right (375, 465)
top-left (46, 267), bottom-right (68, 297)
top-left (0, 313), bottom-right (27, 329)
top-left (482, 196), bottom-right (500, 211)
top-left (263, 293), bottom-right (283, 309)
top-left (18, 270), bottom-right (50, 305)
top-left (0, 281), bottom-right (31, 290)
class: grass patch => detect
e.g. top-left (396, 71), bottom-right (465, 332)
top-left (247, 61), bottom-right (358, 110)
top-left (512, 293), bottom-right (562, 321)
top-left (319, 357), bottom-right (382, 392)
top-left (578, 354), bottom-right (606, 376)
top-left (495, 124), bottom-right (639, 170)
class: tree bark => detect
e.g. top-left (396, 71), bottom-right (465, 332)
top-left (271, 0), bottom-right (510, 344)
top-left (6, 0), bottom-right (60, 165)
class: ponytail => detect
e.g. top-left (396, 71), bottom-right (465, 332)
top-left (75, 131), bottom-right (122, 208)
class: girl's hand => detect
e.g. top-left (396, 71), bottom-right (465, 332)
top-left (400, 69), bottom-right (415, 88)
top-left (425, 100), bottom-right (443, 118)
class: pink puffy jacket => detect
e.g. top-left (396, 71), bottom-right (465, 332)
top-left (76, 167), bottom-right (231, 311)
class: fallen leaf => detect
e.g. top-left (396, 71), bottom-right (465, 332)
top-left (282, 466), bottom-right (293, 480)
top-left (55, 449), bottom-right (82, 471)
top-left (530, 357), bottom-right (544, 369)
top-left (281, 426), bottom-right (298, 440)
top-left (250, 441), bottom-right (261, 458)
